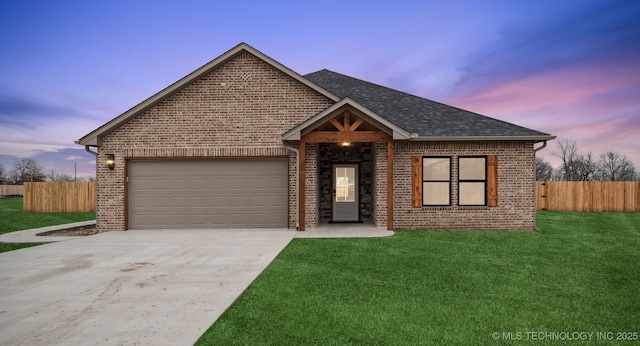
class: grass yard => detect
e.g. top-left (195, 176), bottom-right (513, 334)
top-left (197, 212), bottom-right (640, 345)
top-left (0, 197), bottom-right (95, 235)
top-left (0, 243), bottom-right (42, 253)
top-left (0, 197), bottom-right (95, 253)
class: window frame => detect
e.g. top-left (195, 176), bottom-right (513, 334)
top-left (421, 156), bottom-right (452, 207)
top-left (458, 156), bottom-right (488, 206)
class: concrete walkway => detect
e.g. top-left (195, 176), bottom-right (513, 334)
top-left (296, 222), bottom-right (394, 238)
top-left (0, 221), bottom-right (394, 243)
top-left (0, 229), bottom-right (296, 346)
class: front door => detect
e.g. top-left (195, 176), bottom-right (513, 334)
top-left (332, 164), bottom-right (359, 222)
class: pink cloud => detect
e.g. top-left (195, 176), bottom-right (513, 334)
top-left (446, 59), bottom-right (640, 169)
top-left (449, 59), bottom-right (638, 116)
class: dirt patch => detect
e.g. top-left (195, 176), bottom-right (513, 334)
top-left (37, 225), bottom-right (99, 237)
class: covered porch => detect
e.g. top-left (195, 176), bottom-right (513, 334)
top-left (282, 98), bottom-right (412, 231)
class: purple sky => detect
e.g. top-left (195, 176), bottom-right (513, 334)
top-left (1, 0), bottom-right (639, 179)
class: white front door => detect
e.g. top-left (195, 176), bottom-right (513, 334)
top-left (332, 164), bottom-right (359, 222)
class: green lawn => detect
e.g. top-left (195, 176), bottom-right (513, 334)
top-left (0, 197), bottom-right (96, 235)
top-left (0, 197), bottom-right (96, 253)
top-left (197, 212), bottom-right (640, 345)
top-left (0, 243), bottom-right (42, 253)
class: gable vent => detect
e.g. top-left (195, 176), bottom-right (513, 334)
top-left (240, 72), bottom-right (252, 82)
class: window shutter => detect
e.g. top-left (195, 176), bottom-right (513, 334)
top-left (487, 155), bottom-right (498, 207)
top-left (412, 156), bottom-right (422, 207)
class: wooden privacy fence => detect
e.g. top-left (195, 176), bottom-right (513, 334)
top-left (537, 181), bottom-right (640, 212)
top-left (23, 182), bottom-right (96, 212)
top-left (0, 185), bottom-right (23, 196)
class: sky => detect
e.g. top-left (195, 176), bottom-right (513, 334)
top-left (1, 0), bottom-right (639, 180)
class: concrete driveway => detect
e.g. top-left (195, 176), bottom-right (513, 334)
top-left (0, 229), bottom-right (296, 346)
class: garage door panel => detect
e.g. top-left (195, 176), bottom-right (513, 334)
top-left (269, 213), bottom-right (285, 224)
top-left (248, 213), bottom-right (266, 224)
top-left (190, 179), bottom-right (210, 189)
top-left (210, 196), bottom-right (227, 207)
top-left (229, 178), bottom-right (248, 189)
top-left (129, 159), bottom-right (287, 229)
top-left (229, 196), bottom-right (247, 207)
top-left (170, 179), bottom-right (191, 190)
top-left (269, 195), bottom-right (287, 207)
top-left (172, 196), bottom-right (189, 206)
top-left (270, 177), bottom-right (286, 189)
top-left (250, 196), bottom-right (267, 207)
top-left (137, 179), bottom-right (168, 190)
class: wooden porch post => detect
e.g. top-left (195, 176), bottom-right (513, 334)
top-left (299, 141), bottom-right (306, 231)
top-left (387, 140), bottom-right (394, 230)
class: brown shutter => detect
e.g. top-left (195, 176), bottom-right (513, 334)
top-left (412, 156), bottom-right (422, 207)
top-left (488, 155), bottom-right (498, 207)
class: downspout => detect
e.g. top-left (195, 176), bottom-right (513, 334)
top-left (283, 144), bottom-right (300, 230)
top-left (84, 145), bottom-right (99, 228)
top-left (84, 146), bottom-right (98, 180)
top-left (533, 141), bottom-right (548, 231)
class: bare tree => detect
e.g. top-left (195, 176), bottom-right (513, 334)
top-left (9, 158), bottom-right (46, 184)
top-left (0, 163), bottom-right (5, 184)
top-left (599, 151), bottom-right (637, 181)
top-left (554, 138), bottom-right (578, 180)
top-left (48, 170), bottom-right (76, 182)
top-left (536, 157), bottom-right (553, 181)
top-left (572, 152), bottom-right (598, 181)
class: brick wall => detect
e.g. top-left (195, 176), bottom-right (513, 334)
top-left (97, 52), bottom-right (333, 232)
top-left (304, 143), bottom-right (320, 229)
top-left (393, 141), bottom-right (536, 231)
top-left (372, 143), bottom-right (388, 228)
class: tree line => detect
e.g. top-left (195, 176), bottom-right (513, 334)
top-left (3, 141), bottom-right (635, 183)
top-left (537, 139), bottom-right (638, 181)
top-left (0, 158), bottom-right (95, 185)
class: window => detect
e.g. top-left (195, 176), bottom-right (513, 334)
top-left (422, 157), bottom-right (451, 206)
top-left (412, 155), bottom-right (498, 208)
top-left (458, 157), bottom-right (487, 206)
top-left (335, 166), bottom-right (355, 202)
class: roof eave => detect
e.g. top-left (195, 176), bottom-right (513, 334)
top-left (77, 42), bottom-right (340, 146)
top-left (410, 135), bottom-right (556, 142)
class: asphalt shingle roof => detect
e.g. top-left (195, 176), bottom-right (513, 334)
top-left (304, 69), bottom-right (551, 138)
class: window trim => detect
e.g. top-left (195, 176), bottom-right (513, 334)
top-left (422, 156), bottom-right (452, 207)
top-left (458, 156), bottom-right (487, 206)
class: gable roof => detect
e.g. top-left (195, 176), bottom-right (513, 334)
top-left (282, 97), bottom-right (413, 141)
top-left (304, 69), bottom-right (554, 141)
top-left (77, 43), bottom-right (554, 147)
top-left (76, 43), bottom-right (339, 146)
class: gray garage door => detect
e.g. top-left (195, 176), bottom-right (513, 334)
top-left (128, 159), bottom-right (288, 229)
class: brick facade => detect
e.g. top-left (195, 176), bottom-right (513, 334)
top-left (92, 49), bottom-right (538, 232)
top-left (372, 143), bottom-right (389, 228)
top-left (392, 141), bottom-right (536, 230)
top-left (96, 52), bottom-right (333, 231)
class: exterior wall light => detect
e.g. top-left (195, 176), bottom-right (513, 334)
top-left (341, 142), bottom-right (351, 147)
top-left (105, 154), bottom-right (115, 170)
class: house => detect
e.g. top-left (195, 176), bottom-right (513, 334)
top-left (76, 43), bottom-right (554, 232)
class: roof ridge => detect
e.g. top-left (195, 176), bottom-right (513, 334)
top-left (307, 69), bottom-right (460, 109)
